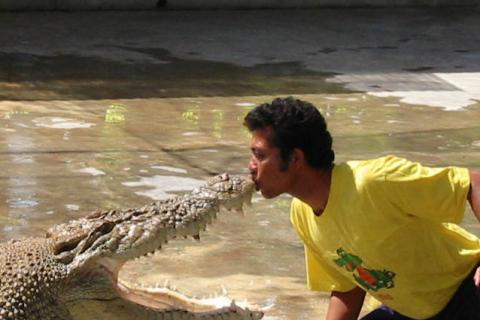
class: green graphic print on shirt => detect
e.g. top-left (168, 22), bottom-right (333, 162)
top-left (334, 248), bottom-right (396, 292)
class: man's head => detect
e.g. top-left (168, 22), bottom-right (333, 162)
top-left (244, 97), bottom-right (334, 197)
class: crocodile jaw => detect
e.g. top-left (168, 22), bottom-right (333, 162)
top-left (50, 174), bottom-right (255, 268)
top-left (50, 174), bottom-right (260, 318)
top-left (93, 257), bottom-right (263, 319)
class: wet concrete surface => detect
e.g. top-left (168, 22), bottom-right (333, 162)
top-left (0, 8), bottom-right (479, 320)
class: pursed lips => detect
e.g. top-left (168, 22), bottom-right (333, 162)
top-left (249, 174), bottom-right (260, 190)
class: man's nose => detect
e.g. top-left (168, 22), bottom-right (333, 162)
top-left (248, 156), bottom-right (257, 174)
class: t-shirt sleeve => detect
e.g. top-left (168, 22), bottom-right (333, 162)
top-left (369, 156), bottom-right (471, 224)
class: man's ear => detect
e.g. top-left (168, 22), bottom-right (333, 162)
top-left (290, 148), bottom-right (306, 168)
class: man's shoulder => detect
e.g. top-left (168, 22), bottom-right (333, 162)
top-left (341, 154), bottom-right (407, 176)
top-left (335, 155), bottom-right (419, 188)
top-left (342, 155), bottom-right (465, 184)
top-left (345, 154), bottom-right (407, 168)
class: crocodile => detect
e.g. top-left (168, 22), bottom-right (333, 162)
top-left (0, 173), bottom-right (263, 320)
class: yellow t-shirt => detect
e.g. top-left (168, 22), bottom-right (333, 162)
top-left (290, 155), bottom-right (480, 319)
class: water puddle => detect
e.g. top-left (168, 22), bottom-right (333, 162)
top-left (6, 197), bottom-right (39, 208)
top-left (32, 116), bottom-right (95, 129)
top-left (122, 175), bottom-right (204, 200)
top-left (76, 167), bottom-right (106, 176)
top-left (151, 165), bottom-right (188, 173)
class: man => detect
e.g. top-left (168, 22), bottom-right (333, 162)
top-left (244, 96), bottom-right (480, 319)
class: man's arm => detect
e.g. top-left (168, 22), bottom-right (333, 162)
top-left (468, 170), bottom-right (480, 287)
top-left (468, 170), bottom-right (480, 222)
top-left (326, 286), bottom-right (366, 320)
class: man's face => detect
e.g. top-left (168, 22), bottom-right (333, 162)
top-left (248, 127), bottom-right (293, 198)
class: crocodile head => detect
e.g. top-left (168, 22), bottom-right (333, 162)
top-left (44, 173), bottom-right (262, 319)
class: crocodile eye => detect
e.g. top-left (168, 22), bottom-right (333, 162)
top-left (53, 237), bottom-right (84, 255)
top-left (53, 221), bottom-right (115, 255)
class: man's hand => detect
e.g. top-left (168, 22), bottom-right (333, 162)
top-left (326, 287), bottom-right (366, 320)
top-left (468, 170), bottom-right (480, 222)
top-left (474, 266), bottom-right (480, 287)
top-left (468, 170), bottom-right (480, 288)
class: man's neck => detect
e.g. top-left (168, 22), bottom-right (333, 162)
top-left (290, 167), bottom-right (333, 216)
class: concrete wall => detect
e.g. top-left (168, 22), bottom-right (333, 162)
top-left (0, 0), bottom-right (477, 10)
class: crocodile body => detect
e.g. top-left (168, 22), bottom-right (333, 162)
top-left (0, 174), bottom-right (263, 320)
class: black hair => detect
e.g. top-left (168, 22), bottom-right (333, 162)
top-left (244, 97), bottom-right (334, 171)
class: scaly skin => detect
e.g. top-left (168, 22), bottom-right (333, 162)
top-left (0, 174), bottom-right (263, 320)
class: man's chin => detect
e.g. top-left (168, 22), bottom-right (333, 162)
top-left (251, 178), bottom-right (260, 191)
top-left (260, 190), bottom-right (277, 199)
top-left (252, 180), bottom-right (280, 198)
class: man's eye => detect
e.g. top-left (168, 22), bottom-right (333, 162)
top-left (255, 152), bottom-right (265, 160)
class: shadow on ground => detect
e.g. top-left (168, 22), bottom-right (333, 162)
top-left (0, 49), bottom-right (348, 100)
